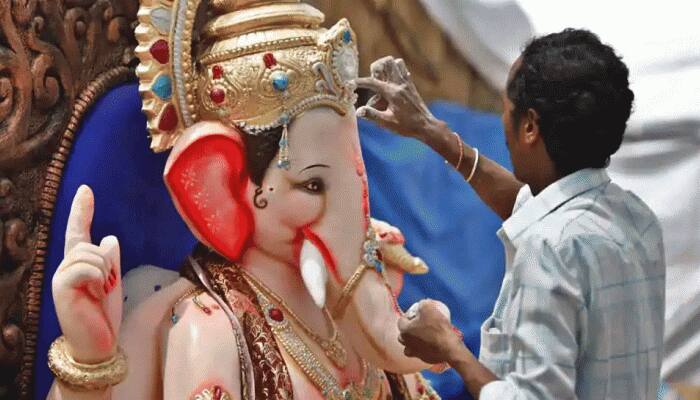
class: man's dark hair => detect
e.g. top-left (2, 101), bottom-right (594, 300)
top-left (507, 28), bottom-right (634, 175)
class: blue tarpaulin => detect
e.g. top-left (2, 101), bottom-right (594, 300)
top-left (34, 83), bottom-right (511, 400)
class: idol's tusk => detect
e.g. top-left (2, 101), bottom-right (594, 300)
top-left (300, 239), bottom-right (329, 308)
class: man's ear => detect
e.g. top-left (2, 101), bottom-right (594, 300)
top-left (523, 108), bottom-right (540, 145)
top-left (164, 121), bottom-right (254, 260)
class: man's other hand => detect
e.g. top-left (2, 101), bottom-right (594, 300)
top-left (398, 299), bottom-right (468, 365)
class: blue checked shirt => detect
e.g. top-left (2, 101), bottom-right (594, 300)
top-left (478, 168), bottom-right (666, 399)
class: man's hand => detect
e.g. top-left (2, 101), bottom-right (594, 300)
top-left (355, 56), bottom-right (447, 141)
top-left (399, 300), bottom-right (499, 397)
top-left (398, 299), bottom-right (467, 365)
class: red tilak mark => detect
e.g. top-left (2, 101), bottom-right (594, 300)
top-left (301, 228), bottom-right (342, 284)
top-left (263, 52), bottom-right (277, 68)
top-left (202, 306), bottom-right (212, 315)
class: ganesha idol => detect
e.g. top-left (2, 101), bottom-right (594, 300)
top-left (46, 0), bottom-right (445, 399)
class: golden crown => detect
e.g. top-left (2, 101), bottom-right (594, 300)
top-left (135, 0), bottom-right (359, 152)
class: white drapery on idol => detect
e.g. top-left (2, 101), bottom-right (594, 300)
top-left (418, 0), bottom-right (700, 388)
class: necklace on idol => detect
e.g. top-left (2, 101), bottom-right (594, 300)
top-left (240, 269), bottom-right (348, 368)
top-left (242, 271), bottom-right (384, 400)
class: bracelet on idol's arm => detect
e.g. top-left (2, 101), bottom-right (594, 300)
top-left (48, 336), bottom-right (128, 392)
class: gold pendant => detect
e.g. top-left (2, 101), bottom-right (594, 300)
top-left (322, 338), bottom-right (348, 369)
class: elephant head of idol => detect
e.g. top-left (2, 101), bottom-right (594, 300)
top-left (135, 0), bottom-right (431, 373)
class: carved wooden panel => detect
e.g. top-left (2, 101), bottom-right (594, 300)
top-left (0, 0), bottom-right (137, 398)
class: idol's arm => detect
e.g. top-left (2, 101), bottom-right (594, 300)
top-left (160, 289), bottom-right (242, 400)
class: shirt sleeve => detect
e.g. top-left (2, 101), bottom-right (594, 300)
top-left (480, 237), bottom-right (587, 400)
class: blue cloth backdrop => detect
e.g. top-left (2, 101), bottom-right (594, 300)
top-left (34, 82), bottom-right (511, 400)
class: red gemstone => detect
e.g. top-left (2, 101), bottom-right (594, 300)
top-left (210, 87), bottom-right (226, 104)
top-left (263, 52), bottom-right (277, 69)
top-left (158, 104), bottom-right (178, 131)
top-left (416, 384), bottom-right (426, 395)
top-left (213, 385), bottom-right (222, 400)
top-left (212, 65), bottom-right (224, 79)
top-left (268, 308), bottom-right (284, 322)
top-left (150, 39), bottom-right (169, 64)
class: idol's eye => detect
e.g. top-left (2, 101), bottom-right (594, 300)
top-left (298, 178), bottom-right (325, 194)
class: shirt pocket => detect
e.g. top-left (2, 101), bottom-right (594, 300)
top-left (479, 315), bottom-right (512, 376)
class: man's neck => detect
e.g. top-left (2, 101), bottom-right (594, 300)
top-left (528, 167), bottom-right (561, 196)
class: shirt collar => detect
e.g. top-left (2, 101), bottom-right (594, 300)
top-left (501, 168), bottom-right (611, 241)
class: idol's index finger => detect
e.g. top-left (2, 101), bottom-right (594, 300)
top-left (64, 185), bottom-right (95, 255)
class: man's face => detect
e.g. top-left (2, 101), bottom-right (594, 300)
top-left (501, 57), bottom-right (528, 181)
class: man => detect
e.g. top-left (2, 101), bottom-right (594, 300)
top-left (355, 29), bottom-right (666, 399)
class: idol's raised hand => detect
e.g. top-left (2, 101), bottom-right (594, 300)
top-left (355, 56), bottom-right (445, 141)
top-left (52, 185), bottom-right (123, 364)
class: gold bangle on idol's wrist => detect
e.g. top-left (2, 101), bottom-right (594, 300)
top-left (48, 336), bottom-right (127, 392)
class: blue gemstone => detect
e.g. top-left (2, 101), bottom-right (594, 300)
top-left (342, 30), bottom-right (352, 44)
top-left (171, 314), bottom-right (179, 324)
top-left (150, 7), bottom-right (172, 35)
top-left (152, 75), bottom-right (172, 100)
top-left (277, 159), bottom-right (291, 170)
top-left (272, 72), bottom-right (289, 92)
top-left (374, 260), bottom-right (384, 273)
top-left (280, 113), bottom-right (290, 124)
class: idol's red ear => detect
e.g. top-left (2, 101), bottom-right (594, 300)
top-left (164, 121), bottom-right (254, 260)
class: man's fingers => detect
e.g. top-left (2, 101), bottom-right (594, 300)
top-left (395, 59), bottom-right (410, 78)
top-left (356, 106), bottom-right (393, 125)
top-left (65, 185), bottom-right (95, 255)
top-left (354, 77), bottom-right (393, 97)
top-left (398, 315), bottom-right (417, 334)
top-left (370, 56), bottom-right (395, 79)
top-left (366, 94), bottom-right (387, 111)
